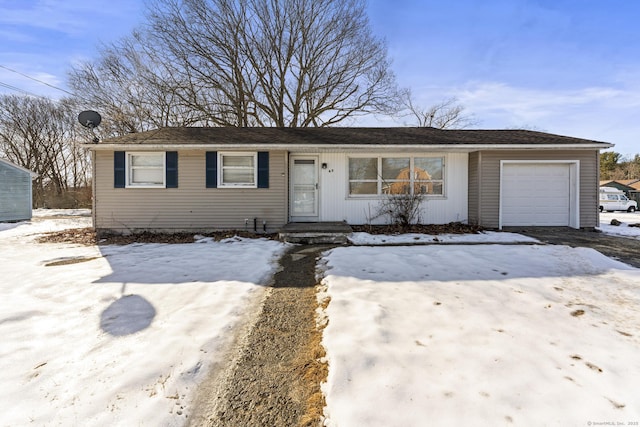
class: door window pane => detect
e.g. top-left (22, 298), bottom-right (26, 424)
top-left (292, 159), bottom-right (317, 215)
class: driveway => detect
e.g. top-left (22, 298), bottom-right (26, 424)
top-left (508, 227), bottom-right (640, 268)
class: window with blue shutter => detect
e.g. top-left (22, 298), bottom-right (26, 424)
top-left (114, 151), bottom-right (125, 188)
top-left (257, 151), bottom-right (269, 188)
top-left (207, 151), bottom-right (268, 189)
top-left (117, 151), bottom-right (177, 188)
top-left (165, 151), bottom-right (178, 188)
top-left (206, 151), bottom-right (218, 188)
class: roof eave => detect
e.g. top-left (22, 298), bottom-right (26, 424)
top-left (83, 142), bottom-right (614, 151)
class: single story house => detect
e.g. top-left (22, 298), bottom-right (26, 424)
top-left (85, 127), bottom-right (612, 234)
top-left (0, 158), bottom-right (37, 222)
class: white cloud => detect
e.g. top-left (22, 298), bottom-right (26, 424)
top-left (453, 81), bottom-right (638, 123)
top-left (446, 81), bottom-right (640, 155)
top-left (365, 80), bottom-right (640, 155)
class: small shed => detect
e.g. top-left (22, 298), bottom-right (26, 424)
top-left (0, 158), bottom-right (37, 222)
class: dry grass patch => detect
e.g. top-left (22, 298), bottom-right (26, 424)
top-left (295, 287), bottom-right (330, 427)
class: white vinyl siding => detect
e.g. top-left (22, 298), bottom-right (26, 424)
top-left (318, 152), bottom-right (468, 225)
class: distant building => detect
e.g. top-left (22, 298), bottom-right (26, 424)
top-left (600, 179), bottom-right (640, 204)
top-left (0, 158), bottom-right (37, 222)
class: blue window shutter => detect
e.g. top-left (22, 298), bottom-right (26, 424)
top-left (166, 151), bottom-right (178, 188)
top-left (114, 151), bottom-right (125, 188)
top-left (257, 151), bottom-right (269, 188)
top-left (206, 151), bottom-right (217, 188)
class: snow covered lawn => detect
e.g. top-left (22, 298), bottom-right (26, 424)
top-left (5, 210), bottom-right (640, 426)
top-left (599, 211), bottom-right (640, 239)
top-left (0, 213), bottom-right (286, 426)
top-left (320, 244), bottom-right (640, 426)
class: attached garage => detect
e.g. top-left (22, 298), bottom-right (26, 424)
top-left (500, 161), bottom-right (579, 228)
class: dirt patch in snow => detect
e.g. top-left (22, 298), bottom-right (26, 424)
top-left (36, 228), bottom-right (277, 246)
top-left (351, 221), bottom-right (484, 235)
top-left (189, 245), bottom-right (331, 427)
top-left (44, 256), bottom-right (101, 266)
top-left (36, 222), bottom-right (481, 247)
top-left (36, 227), bottom-right (98, 245)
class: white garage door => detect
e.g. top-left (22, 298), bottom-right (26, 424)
top-left (502, 163), bottom-right (571, 226)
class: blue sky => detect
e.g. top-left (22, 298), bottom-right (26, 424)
top-left (0, 0), bottom-right (638, 156)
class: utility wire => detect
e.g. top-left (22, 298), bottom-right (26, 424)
top-left (0, 80), bottom-right (43, 98)
top-left (0, 64), bottom-right (76, 97)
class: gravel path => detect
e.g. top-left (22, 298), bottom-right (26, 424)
top-left (189, 245), bottom-right (332, 427)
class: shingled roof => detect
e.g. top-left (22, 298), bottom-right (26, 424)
top-left (89, 127), bottom-right (612, 149)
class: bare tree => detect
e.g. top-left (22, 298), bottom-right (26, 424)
top-left (0, 95), bottom-right (91, 207)
top-left (68, 34), bottom-right (207, 137)
top-left (401, 91), bottom-right (477, 129)
top-left (68, 0), bottom-right (401, 131)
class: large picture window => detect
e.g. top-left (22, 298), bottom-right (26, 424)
top-left (219, 152), bottom-right (257, 187)
top-left (127, 152), bottom-right (165, 187)
top-left (348, 156), bottom-right (444, 196)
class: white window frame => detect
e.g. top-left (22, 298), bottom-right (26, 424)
top-left (126, 152), bottom-right (166, 188)
top-left (347, 155), bottom-right (445, 198)
top-left (218, 152), bottom-right (258, 188)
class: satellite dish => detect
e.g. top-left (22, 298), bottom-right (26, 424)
top-left (78, 110), bottom-right (102, 129)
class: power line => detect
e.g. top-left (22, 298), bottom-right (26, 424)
top-left (0, 64), bottom-right (76, 97)
top-left (0, 80), bottom-right (44, 98)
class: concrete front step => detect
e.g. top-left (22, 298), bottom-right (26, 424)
top-left (278, 222), bottom-right (353, 244)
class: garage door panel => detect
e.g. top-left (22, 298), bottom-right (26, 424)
top-left (502, 164), bottom-right (570, 226)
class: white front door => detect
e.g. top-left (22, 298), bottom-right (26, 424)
top-left (290, 156), bottom-right (319, 221)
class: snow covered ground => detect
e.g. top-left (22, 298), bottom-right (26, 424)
top-left (3, 210), bottom-right (640, 426)
top-left (0, 211), bottom-right (286, 426)
top-left (599, 211), bottom-right (640, 239)
top-left (319, 245), bottom-right (640, 426)
top-left (349, 230), bottom-right (538, 245)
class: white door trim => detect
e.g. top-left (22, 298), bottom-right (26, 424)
top-left (290, 155), bottom-right (320, 222)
